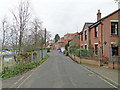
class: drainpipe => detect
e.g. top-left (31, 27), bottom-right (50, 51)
top-left (100, 22), bottom-right (103, 66)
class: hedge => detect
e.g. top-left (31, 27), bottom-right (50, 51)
top-left (75, 48), bottom-right (90, 58)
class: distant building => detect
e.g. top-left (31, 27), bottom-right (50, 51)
top-left (50, 32), bottom-right (78, 50)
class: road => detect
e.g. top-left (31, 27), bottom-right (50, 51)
top-left (11, 50), bottom-right (117, 88)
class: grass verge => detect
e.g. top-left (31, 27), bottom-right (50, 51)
top-left (2, 55), bottom-right (49, 79)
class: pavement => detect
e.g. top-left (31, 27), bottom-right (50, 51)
top-left (2, 50), bottom-right (119, 89)
top-left (81, 64), bottom-right (118, 86)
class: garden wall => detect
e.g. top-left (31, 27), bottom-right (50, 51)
top-left (108, 62), bottom-right (120, 70)
top-left (69, 53), bottom-right (100, 66)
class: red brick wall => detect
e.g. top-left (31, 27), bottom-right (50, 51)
top-left (102, 11), bottom-right (120, 57)
top-left (89, 24), bottom-right (101, 56)
top-left (80, 24), bottom-right (89, 49)
top-left (89, 10), bottom-right (120, 57)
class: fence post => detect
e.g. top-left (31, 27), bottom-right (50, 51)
top-left (98, 50), bottom-right (100, 60)
top-left (0, 56), bottom-right (2, 90)
top-left (12, 56), bottom-right (14, 72)
top-left (109, 46), bottom-right (112, 62)
top-left (37, 50), bottom-right (39, 61)
top-left (0, 55), bottom-right (3, 74)
top-left (39, 50), bottom-right (41, 61)
top-left (46, 49), bottom-right (47, 56)
top-left (43, 50), bottom-right (45, 58)
top-left (2, 56), bottom-right (4, 73)
top-left (31, 51), bottom-right (33, 63)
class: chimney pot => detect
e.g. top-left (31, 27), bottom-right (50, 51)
top-left (97, 9), bottom-right (101, 21)
top-left (98, 9), bottom-right (100, 13)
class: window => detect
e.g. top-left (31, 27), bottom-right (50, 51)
top-left (95, 26), bottom-right (98, 38)
top-left (85, 31), bottom-right (87, 40)
top-left (111, 22), bottom-right (118, 35)
top-left (111, 44), bottom-right (118, 56)
top-left (81, 46), bottom-right (83, 48)
top-left (95, 44), bottom-right (98, 55)
top-left (85, 45), bottom-right (87, 49)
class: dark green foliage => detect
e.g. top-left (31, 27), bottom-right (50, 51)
top-left (65, 50), bottom-right (68, 56)
top-left (54, 34), bottom-right (60, 43)
top-left (75, 48), bottom-right (90, 58)
top-left (88, 45), bottom-right (94, 57)
top-left (2, 48), bottom-right (9, 50)
top-left (46, 48), bottom-right (50, 52)
top-left (74, 48), bottom-right (99, 60)
top-left (65, 43), bottom-right (69, 50)
top-left (75, 49), bottom-right (80, 57)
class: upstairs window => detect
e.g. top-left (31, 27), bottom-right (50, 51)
top-left (85, 31), bottom-right (87, 40)
top-left (111, 22), bottom-right (118, 36)
top-left (95, 26), bottom-right (98, 38)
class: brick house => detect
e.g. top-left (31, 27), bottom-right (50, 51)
top-left (64, 32), bottom-right (79, 45)
top-left (79, 9), bottom-right (120, 61)
top-left (50, 40), bottom-right (65, 50)
top-left (80, 23), bottom-right (94, 50)
top-left (89, 9), bottom-right (120, 59)
top-left (50, 32), bottom-right (79, 50)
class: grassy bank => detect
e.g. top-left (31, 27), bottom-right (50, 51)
top-left (2, 55), bottom-right (49, 79)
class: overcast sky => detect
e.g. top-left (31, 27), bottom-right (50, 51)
top-left (0, 0), bottom-right (118, 39)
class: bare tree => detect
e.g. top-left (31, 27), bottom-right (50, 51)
top-left (11, 1), bottom-right (31, 51)
top-left (1, 17), bottom-right (9, 50)
top-left (9, 21), bottom-right (19, 48)
top-left (31, 18), bottom-right (43, 47)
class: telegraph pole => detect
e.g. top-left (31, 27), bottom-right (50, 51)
top-left (44, 28), bottom-right (47, 48)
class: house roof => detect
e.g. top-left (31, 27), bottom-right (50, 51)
top-left (89, 9), bottom-right (120, 29)
top-left (64, 32), bottom-right (78, 36)
top-left (86, 22), bottom-right (94, 27)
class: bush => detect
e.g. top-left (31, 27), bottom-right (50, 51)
top-left (2, 55), bottom-right (49, 79)
top-left (75, 49), bottom-right (80, 57)
top-left (65, 43), bottom-right (69, 50)
top-left (46, 48), bottom-right (50, 52)
top-left (88, 45), bottom-right (94, 57)
top-left (75, 48), bottom-right (90, 58)
top-left (65, 50), bottom-right (68, 56)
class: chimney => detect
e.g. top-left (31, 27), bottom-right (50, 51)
top-left (118, 1), bottom-right (120, 9)
top-left (97, 9), bottom-right (101, 21)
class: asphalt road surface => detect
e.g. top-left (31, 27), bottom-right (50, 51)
top-left (13, 50), bottom-right (116, 88)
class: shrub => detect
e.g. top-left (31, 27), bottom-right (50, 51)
top-left (46, 48), bottom-right (50, 52)
top-left (2, 55), bottom-right (49, 79)
top-left (75, 48), bottom-right (90, 58)
top-left (65, 50), bottom-right (68, 56)
top-left (75, 49), bottom-right (80, 57)
top-left (88, 45), bottom-right (94, 57)
top-left (65, 43), bottom-right (69, 50)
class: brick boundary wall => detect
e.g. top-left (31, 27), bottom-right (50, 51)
top-left (108, 62), bottom-right (120, 70)
top-left (69, 53), bottom-right (100, 66)
top-left (69, 53), bottom-right (120, 70)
